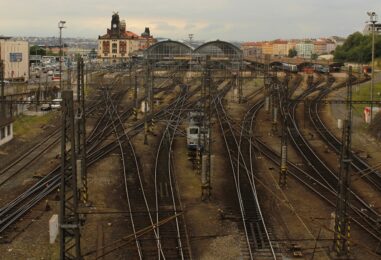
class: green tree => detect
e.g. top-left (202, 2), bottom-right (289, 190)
top-left (288, 48), bottom-right (297, 58)
top-left (334, 32), bottom-right (381, 63)
top-left (30, 45), bottom-right (46, 56)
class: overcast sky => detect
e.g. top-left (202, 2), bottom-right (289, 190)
top-left (0, 0), bottom-right (380, 41)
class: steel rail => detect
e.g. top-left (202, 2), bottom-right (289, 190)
top-left (246, 98), bottom-right (381, 245)
top-left (288, 80), bottom-right (381, 227)
top-left (0, 100), bottom-right (103, 187)
top-left (153, 86), bottom-right (189, 260)
top-left (213, 84), bottom-right (276, 259)
top-left (103, 86), bottom-right (143, 259)
top-left (309, 81), bottom-right (381, 192)
top-left (278, 75), bottom-right (381, 242)
top-left (0, 78), bottom-right (183, 233)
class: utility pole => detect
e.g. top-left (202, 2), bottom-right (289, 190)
top-left (59, 90), bottom-right (81, 259)
top-left (76, 57), bottom-right (88, 206)
top-left (188, 34), bottom-right (194, 82)
top-left (0, 61), bottom-right (5, 119)
top-left (271, 82), bottom-right (278, 133)
top-left (264, 54), bottom-right (272, 115)
top-left (367, 11), bottom-right (378, 124)
top-left (150, 64), bottom-right (154, 117)
top-left (264, 78), bottom-right (271, 113)
top-left (201, 55), bottom-right (212, 201)
top-left (238, 63), bottom-right (243, 103)
top-left (0, 61), bottom-right (4, 100)
top-left (279, 82), bottom-right (289, 188)
top-left (333, 66), bottom-right (353, 258)
top-left (58, 21), bottom-right (66, 91)
top-left (233, 73), bottom-right (238, 102)
top-left (134, 66), bottom-right (138, 120)
top-left (144, 62), bottom-right (150, 145)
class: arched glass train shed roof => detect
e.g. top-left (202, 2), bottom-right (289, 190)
top-left (144, 40), bottom-right (242, 61)
top-left (144, 40), bottom-right (193, 60)
top-left (194, 40), bottom-right (242, 61)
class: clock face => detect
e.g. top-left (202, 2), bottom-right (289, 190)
top-left (112, 23), bottom-right (117, 28)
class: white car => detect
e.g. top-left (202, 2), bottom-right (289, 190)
top-left (51, 98), bottom-right (62, 109)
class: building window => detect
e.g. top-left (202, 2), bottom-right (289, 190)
top-left (102, 41), bottom-right (110, 54)
top-left (0, 127), bottom-right (4, 139)
top-left (112, 43), bottom-right (117, 54)
top-left (7, 125), bottom-right (11, 136)
top-left (119, 41), bottom-right (126, 55)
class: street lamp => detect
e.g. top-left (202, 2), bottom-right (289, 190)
top-left (188, 34), bottom-right (194, 82)
top-left (367, 11), bottom-right (377, 123)
top-left (58, 20), bottom-right (66, 91)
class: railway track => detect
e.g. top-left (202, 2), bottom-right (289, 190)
top-left (90, 85), bottom-right (170, 259)
top-left (276, 74), bottom-right (381, 246)
top-left (153, 84), bottom-right (192, 259)
top-left (214, 85), bottom-right (277, 259)
top-left (308, 79), bottom-right (381, 192)
top-left (223, 96), bottom-right (381, 256)
top-left (0, 100), bottom-right (103, 187)
top-left (0, 72), bottom-right (131, 187)
top-left (0, 78), bottom-right (182, 234)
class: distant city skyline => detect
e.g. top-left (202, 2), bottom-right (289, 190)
top-left (1, 0), bottom-right (380, 41)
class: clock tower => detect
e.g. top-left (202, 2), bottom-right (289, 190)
top-left (110, 12), bottom-right (120, 37)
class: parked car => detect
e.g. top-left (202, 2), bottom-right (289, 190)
top-left (51, 98), bottom-right (62, 109)
top-left (1, 80), bottom-right (10, 85)
top-left (40, 104), bottom-right (51, 111)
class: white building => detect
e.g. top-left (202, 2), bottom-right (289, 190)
top-left (296, 41), bottom-right (315, 59)
top-left (326, 40), bottom-right (336, 54)
top-left (0, 37), bottom-right (29, 81)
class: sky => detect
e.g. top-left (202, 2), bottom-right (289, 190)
top-left (0, 0), bottom-right (380, 41)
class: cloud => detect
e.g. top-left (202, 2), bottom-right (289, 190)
top-left (0, 0), bottom-right (380, 40)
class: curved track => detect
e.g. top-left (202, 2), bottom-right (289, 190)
top-left (308, 79), bottom-right (381, 192)
top-left (153, 85), bottom-right (192, 259)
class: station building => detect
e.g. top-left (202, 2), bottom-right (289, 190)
top-left (0, 37), bottom-right (29, 81)
top-left (98, 13), bottom-right (156, 63)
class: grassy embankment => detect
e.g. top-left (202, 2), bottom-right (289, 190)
top-left (352, 81), bottom-right (381, 116)
top-left (13, 112), bottom-right (57, 139)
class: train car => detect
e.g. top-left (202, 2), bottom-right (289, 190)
top-left (187, 125), bottom-right (200, 150)
top-left (186, 110), bottom-right (209, 150)
top-left (313, 64), bottom-right (329, 74)
top-left (187, 125), bottom-right (209, 151)
top-left (282, 63), bottom-right (298, 73)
